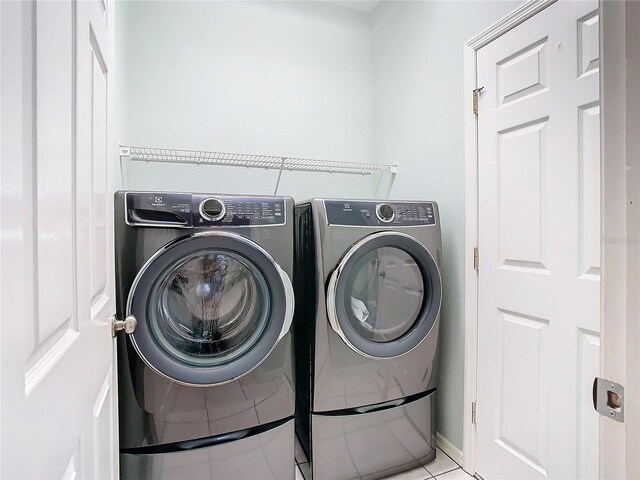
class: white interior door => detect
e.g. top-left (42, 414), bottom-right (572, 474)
top-left (475, 1), bottom-right (600, 479)
top-left (1, 0), bottom-right (117, 478)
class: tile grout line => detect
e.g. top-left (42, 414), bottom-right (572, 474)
top-left (419, 463), bottom-right (433, 479)
top-left (431, 466), bottom-right (462, 479)
top-left (425, 447), bottom-right (465, 477)
top-left (437, 446), bottom-right (462, 468)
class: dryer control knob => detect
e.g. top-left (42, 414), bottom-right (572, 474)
top-left (200, 197), bottom-right (226, 221)
top-left (376, 203), bottom-right (395, 223)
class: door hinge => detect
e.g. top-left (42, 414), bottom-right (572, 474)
top-left (473, 247), bottom-right (479, 270)
top-left (472, 402), bottom-right (477, 424)
top-left (593, 377), bottom-right (625, 423)
top-left (473, 86), bottom-right (484, 115)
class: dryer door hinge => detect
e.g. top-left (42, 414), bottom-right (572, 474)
top-left (472, 402), bottom-right (477, 424)
top-left (473, 87), bottom-right (484, 115)
top-left (473, 247), bottom-right (479, 270)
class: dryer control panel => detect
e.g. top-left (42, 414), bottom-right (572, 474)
top-left (125, 192), bottom-right (286, 227)
top-left (324, 200), bottom-right (436, 227)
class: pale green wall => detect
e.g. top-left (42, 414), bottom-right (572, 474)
top-left (116, 0), bottom-right (377, 199)
top-left (116, 0), bottom-right (523, 453)
top-left (371, 1), bottom-right (523, 449)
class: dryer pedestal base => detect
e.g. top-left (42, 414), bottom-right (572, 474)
top-left (308, 391), bottom-right (436, 480)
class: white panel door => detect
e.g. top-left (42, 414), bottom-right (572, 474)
top-left (475, 1), bottom-right (600, 479)
top-left (0, 0), bottom-right (117, 478)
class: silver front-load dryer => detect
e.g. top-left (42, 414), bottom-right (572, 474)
top-left (294, 199), bottom-right (443, 480)
top-left (115, 191), bottom-right (295, 480)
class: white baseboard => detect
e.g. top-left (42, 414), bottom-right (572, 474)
top-left (436, 432), bottom-right (463, 468)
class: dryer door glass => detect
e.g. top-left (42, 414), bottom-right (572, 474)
top-left (149, 250), bottom-right (270, 366)
top-left (329, 232), bottom-right (442, 359)
top-left (345, 247), bottom-right (424, 342)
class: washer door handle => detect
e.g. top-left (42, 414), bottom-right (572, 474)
top-left (111, 314), bottom-right (137, 337)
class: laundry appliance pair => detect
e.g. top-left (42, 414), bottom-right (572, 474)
top-left (114, 191), bottom-right (442, 480)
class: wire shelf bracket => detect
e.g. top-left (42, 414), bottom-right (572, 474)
top-left (119, 144), bottom-right (398, 176)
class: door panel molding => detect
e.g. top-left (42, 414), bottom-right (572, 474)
top-left (465, 0), bottom-right (556, 51)
top-left (463, 0), bottom-right (604, 476)
top-left (463, 1), bottom-right (557, 473)
top-left (0, 0), bottom-right (117, 477)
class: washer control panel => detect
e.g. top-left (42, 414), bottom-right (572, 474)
top-left (125, 192), bottom-right (286, 227)
top-left (193, 194), bottom-right (285, 226)
top-left (324, 200), bottom-right (436, 227)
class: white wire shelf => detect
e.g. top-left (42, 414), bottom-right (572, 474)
top-left (119, 145), bottom-right (398, 175)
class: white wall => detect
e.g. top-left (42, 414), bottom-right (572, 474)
top-left (117, 0), bottom-right (376, 199)
top-left (371, 0), bottom-right (522, 450)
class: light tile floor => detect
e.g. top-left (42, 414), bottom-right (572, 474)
top-left (295, 438), bottom-right (474, 480)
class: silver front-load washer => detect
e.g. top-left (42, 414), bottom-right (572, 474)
top-left (294, 199), bottom-right (443, 480)
top-left (115, 191), bottom-right (295, 480)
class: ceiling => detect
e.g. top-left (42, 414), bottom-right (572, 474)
top-left (331, 1), bottom-right (381, 13)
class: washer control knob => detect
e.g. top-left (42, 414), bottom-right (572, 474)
top-left (376, 203), bottom-right (395, 223)
top-left (200, 197), bottom-right (226, 221)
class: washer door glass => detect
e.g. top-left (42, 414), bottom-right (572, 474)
top-left (344, 247), bottom-right (424, 343)
top-left (150, 250), bottom-right (270, 366)
top-left (127, 232), bottom-right (292, 386)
